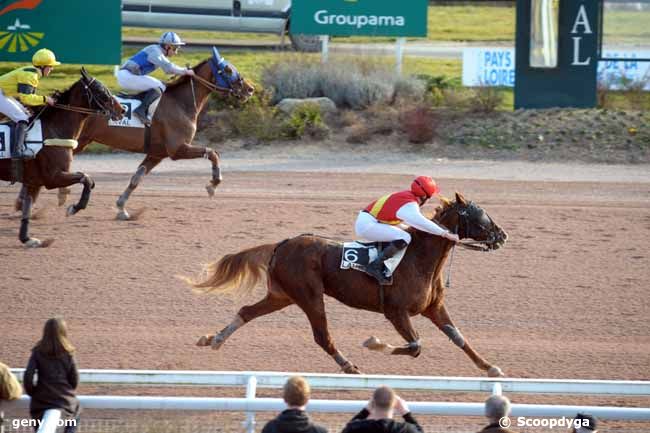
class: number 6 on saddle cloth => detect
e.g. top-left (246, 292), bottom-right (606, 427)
top-left (340, 241), bottom-right (408, 285)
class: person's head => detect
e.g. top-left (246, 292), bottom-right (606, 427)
top-left (485, 395), bottom-right (511, 423)
top-left (283, 376), bottom-right (310, 408)
top-left (571, 413), bottom-right (598, 433)
top-left (370, 386), bottom-right (396, 417)
top-left (410, 176), bottom-right (439, 205)
top-left (34, 317), bottom-right (75, 358)
top-left (32, 48), bottom-right (60, 77)
top-left (0, 361), bottom-right (22, 401)
top-left (159, 31), bottom-right (186, 57)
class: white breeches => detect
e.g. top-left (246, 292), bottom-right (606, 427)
top-left (0, 92), bottom-right (29, 122)
top-left (355, 211), bottom-right (412, 244)
top-left (116, 69), bottom-right (166, 92)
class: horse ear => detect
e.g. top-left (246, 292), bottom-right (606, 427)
top-left (80, 67), bottom-right (89, 80)
top-left (455, 192), bottom-right (467, 205)
top-left (212, 47), bottom-right (223, 64)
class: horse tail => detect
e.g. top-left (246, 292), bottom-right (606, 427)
top-left (180, 243), bottom-right (277, 297)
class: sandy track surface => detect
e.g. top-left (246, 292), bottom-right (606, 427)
top-left (1, 153), bottom-right (649, 433)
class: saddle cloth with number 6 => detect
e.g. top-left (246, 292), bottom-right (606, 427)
top-left (340, 241), bottom-right (407, 280)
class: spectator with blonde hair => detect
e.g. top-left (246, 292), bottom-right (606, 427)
top-left (1, 361), bottom-right (22, 433)
top-left (261, 376), bottom-right (327, 433)
top-left (24, 318), bottom-right (80, 433)
top-left (342, 386), bottom-right (422, 433)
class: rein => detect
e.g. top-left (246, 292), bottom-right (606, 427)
top-left (53, 104), bottom-right (105, 115)
top-left (191, 74), bottom-right (233, 95)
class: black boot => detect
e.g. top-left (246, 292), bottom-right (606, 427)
top-left (133, 88), bottom-right (162, 127)
top-left (366, 239), bottom-right (408, 285)
top-left (10, 120), bottom-right (30, 182)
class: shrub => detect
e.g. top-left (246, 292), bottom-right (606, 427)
top-left (400, 105), bottom-right (438, 144)
top-left (282, 103), bottom-right (330, 140)
top-left (469, 86), bottom-right (505, 113)
top-left (228, 91), bottom-right (283, 144)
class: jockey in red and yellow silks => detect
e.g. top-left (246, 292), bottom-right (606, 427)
top-left (355, 176), bottom-right (459, 284)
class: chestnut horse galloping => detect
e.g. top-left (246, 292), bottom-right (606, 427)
top-left (183, 193), bottom-right (508, 375)
top-left (2, 69), bottom-right (124, 247)
top-left (57, 48), bottom-right (254, 220)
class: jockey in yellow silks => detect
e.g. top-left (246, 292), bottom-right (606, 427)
top-left (0, 48), bottom-right (58, 163)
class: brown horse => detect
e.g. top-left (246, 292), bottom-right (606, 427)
top-left (182, 193), bottom-right (508, 376)
top-left (3, 68), bottom-right (124, 247)
top-left (56, 47), bottom-right (254, 220)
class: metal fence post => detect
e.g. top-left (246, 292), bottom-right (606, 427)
top-left (321, 35), bottom-right (329, 64)
top-left (244, 375), bottom-right (258, 433)
top-left (395, 37), bottom-right (406, 76)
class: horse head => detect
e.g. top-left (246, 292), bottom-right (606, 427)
top-left (209, 47), bottom-right (255, 101)
top-left (438, 192), bottom-right (507, 251)
top-left (79, 67), bottom-right (125, 121)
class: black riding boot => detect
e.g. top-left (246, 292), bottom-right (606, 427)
top-left (133, 88), bottom-right (162, 127)
top-left (366, 239), bottom-right (408, 285)
top-left (10, 120), bottom-right (30, 182)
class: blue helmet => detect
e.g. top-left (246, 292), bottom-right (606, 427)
top-left (159, 32), bottom-right (186, 46)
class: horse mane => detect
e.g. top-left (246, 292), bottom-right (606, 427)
top-left (165, 59), bottom-right (210, 89)
top-left (35, 78), bottom-right (82, 121)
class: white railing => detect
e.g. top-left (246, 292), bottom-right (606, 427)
top-left (7, 370), bottom-right (650, 432)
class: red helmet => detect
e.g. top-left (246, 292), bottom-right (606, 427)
top-left (411, 176), bottom-right (439, 199)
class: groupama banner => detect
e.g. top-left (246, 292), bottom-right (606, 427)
top-left (291, 0), bottom-right (428, 37)
top-left (0, 0), bottom-right (121, 64)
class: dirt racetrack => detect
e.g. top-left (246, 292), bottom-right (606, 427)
top-left (1, 148), bottom-right (649, 430)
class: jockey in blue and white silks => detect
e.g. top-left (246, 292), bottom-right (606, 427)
top-left (117, 32), bottom-right (195, 126)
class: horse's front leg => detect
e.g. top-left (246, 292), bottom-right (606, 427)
top-left (66, 173), bottom-right (95, 216)
top-left (363, 309), bottom-right (422, 357)
top-left (115, 155), bottom-right (162, 220)
top-left (422, 302), bottom-right (504, 377)
top-left (43, 170), bottom-right (95, 217)
top-left (171, 145), bottom-right (221, 197)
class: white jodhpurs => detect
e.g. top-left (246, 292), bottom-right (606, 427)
top-left (0, 91), bottom-right (29, 122)
top-left (116, 69), bottom-right (166, 92)
top-left (355, 211), bottom-right (412, 244)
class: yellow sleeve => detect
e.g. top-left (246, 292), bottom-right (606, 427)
top-left (16, 70), bottom-right (46, 106)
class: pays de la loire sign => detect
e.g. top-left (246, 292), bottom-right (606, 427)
top-left (291, 0), bottom-right (428, 37)
top-left (0, 0), bottom-right (121, 65)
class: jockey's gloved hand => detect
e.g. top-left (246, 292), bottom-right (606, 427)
top-left (184, 69), bottom-right (195, 77)
top-left (45, 96), bottom-right (56, 106)
top-left (444, 232), bottom-right (460, 243)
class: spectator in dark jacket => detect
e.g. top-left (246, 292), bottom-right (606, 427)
top-left (570, 413), bottom-right (598, 433)
top-left (23, 318), bottom-right (80, 433)
top-left (478, 395), bottom-right (517, 433)
top-left (261, 376), bottom-right (327, 433)
top-left (342, 386), bottom-right (422, 433)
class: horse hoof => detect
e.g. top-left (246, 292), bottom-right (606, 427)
top-left (205, 183), bottom-right (216, 198)
top-left (196, 335), bottom-right (212, 347)
top-left (66, 205), bottom-right (77, 217)
top-left (24, 238), bottom-right (43, 248)
top-left (342, 363), bottom-right (362, 374)
top-left (362, 336), bottom-right (385, 351)
top-left (116, 209), bottom-right (130, 221)
top-left (488, 366), bottom-right (505, 377)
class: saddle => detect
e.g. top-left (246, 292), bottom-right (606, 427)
top-left (0, 120), bottom-right (44, 160)
top-left (117, 90), bottom-right (148, 100)
top-left (340, 241), bottom-right (407, 285)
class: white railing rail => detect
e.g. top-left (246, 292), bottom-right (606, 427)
top-left (6, 369), bottom-right (650, 433)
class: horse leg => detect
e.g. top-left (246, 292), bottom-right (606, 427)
top-left (65, 174), bottom-right (95, 217)
top-left (422, 303), bottom-right (504, 377)
top-left (294, 296), bottom-right (361, 374)
top-left (19, 185), bottom-right (47, 248)
top-left (115, 155), bottom-right (162, 220)
top-left (197, 293), bottom-right (293, 350)
top-left (170, 145), bottom-right (221, 197)
top-left (363, 310), bottom-right (421, 357)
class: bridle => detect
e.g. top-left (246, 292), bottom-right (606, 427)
top-left (54, 77), bottom-right (117, 117)
top-left (444, 201), bottom-right (499, 252)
